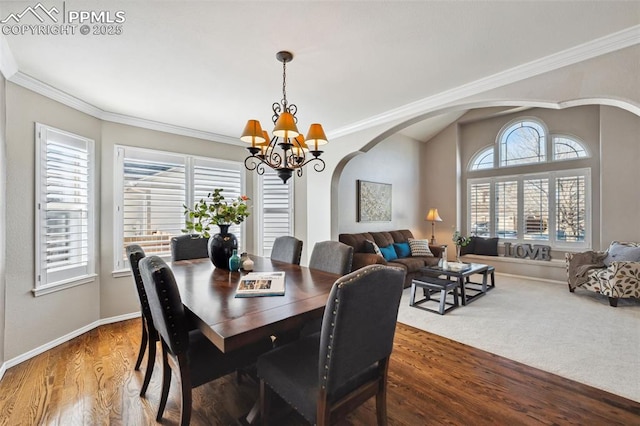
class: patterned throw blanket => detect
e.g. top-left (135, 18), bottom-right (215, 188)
top-left (567, 251), bottom-right (607, 290)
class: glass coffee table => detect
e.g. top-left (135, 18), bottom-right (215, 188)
top-left (418, 262), bottom-right (495, 305)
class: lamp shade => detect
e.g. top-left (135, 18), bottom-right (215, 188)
top-left (273, 112), bottom-right (300, 138)
top-left (426, 208), bottom-right (442, 222)
top-left (305, 123), bottom-right (328, 149)
top-left (240, 119), bottom-right (266, 147)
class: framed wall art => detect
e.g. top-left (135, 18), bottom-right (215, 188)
top-left (357, 180), bottom-right (392, 222)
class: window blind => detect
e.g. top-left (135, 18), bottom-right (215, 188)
top-left (121, 149), bottom-right (186, 259)
top-left (36, 124), bottom-right (94, 287)
top-left (260, 170), bottom-right (293, 257)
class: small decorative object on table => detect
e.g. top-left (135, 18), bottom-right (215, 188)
top-left (229, 249), bottom-right (241, 272)
top-left (240, 252), bottom-right (254, 271)
top-left (452, 229), bottom-right (471, 261)
top-left (182, 188), bottom-right (251, 269)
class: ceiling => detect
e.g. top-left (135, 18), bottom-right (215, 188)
top-left (1, 1), bottom-right (639, 143)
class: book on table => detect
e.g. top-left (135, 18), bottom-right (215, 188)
top-left (235, 271), bottom-right (286, 297)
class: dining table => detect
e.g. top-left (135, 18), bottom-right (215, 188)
top-left (170, 255), bottom-right (340, 354)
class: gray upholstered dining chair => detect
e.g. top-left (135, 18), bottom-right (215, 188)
top-left (170, 234), bottom-right (209, 261)
top-left (309, 240), bottom-right (354, 275)
top-left (257, 264), bottom-right (405, 426)
top-left (270, 235), bottom-right (303, 265)
top-left (139, 255), bottom-right (272, 426)
top-left (126, 244), bottom-right (158, 397)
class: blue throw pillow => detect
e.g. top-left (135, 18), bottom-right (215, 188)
top-left (393, 242), bottom-right (411, 258)
top-left (379, 245), bottom-right (398, 261)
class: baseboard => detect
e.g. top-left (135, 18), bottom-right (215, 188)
top-left (2, 311), bottom-right (141, 374)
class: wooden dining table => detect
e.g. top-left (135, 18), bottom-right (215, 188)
top-left (170, 255), bottom-right (340, 353)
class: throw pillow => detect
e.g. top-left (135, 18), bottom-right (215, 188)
top-left (393, 242), bottom-right (411, 258)
top-left (604, 242), bottom-right (640, 267)
top-left (474, 237), bottom-right (499, 256)
top-left (379, 244), bottom-right (398, 261)
top-left (363, 239), bottom-right (383, 256)
top-left (408, 238), bottom-right (434, 257)
top-left (459, 236), bottom-right (476, 255)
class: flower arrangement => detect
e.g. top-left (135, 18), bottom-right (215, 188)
top-left (183, 188), bottom-right (250, 238)
top-left (452, 230), bottom-right (471, 247)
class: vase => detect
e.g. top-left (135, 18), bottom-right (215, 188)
top-left (207, 225), bottom-right (238, 269)
top-left (228, 249), bottom-right (241, 272)
top-left (456, 245), bottom-right (462, 261)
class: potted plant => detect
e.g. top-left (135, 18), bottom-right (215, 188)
top-left (452, 230), bottom-right (471, 261)
top-left (183, 188), bottom-right (250, 269)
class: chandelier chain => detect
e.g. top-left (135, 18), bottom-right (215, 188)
top-left (282, 60), bottom-right (287, 109)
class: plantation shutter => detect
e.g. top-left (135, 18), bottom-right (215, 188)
top-left (193, 158), bottom-right (244, 247)
top-left (260, 170), bottom-right (293, 257)
top-left (120, 148), bottom-right (186, 260)
top-left (468, 182), bottom-right (491, 236)
top-left (36, 124), bottom-right (95, 288)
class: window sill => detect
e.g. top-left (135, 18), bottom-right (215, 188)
top-left (112, 269), bottom-right (131, 278)
top-left (461, 254), bottom-right (565, 268)
top-left (32, 274), bottom-right (98, 297)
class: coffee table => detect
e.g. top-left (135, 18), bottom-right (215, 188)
top-left (419, 262), bottom-right (495, 305)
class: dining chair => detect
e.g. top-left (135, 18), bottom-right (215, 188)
top-left (270, 235), bottom-right (303, 265)
top-left (257, 264), bottom-right (405, 425)
top-left (171, 234), bottom-right (209, 261)
top-left (125, 244), bottom-right (157, 397)
top-left (139, 255), bottom-right (273, 426)
top-left (309, 240), bottom-right (354, 275)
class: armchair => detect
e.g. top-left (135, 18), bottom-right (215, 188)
top-left (566, 241), bottom-right (640, 307)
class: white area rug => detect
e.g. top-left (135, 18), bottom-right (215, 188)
top-left (397, 274), bottom-right (640, 402)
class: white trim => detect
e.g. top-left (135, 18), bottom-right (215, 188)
top-left (3, 26), bottom-right (639, 144)
top-left (1, 312), bottom-right (141, 373)
top-left (32, 273), bottom-right (97, 297)
top-left (463, 254), bottom-right (565, 268)
top-left (0, 362), bottom-right (6, 382)
top-left (8, 72), bottom-right (241, 145)
top-left (328, 25), bottom-right (640, 139)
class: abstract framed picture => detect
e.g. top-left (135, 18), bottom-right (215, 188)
top-left (357, 180), bottom-right (392, 222)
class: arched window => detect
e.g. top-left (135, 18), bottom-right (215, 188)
top-left (553, 135), bottom-right (588, 160)
top-left (470, 147), bottom-right (493, 170)
top-left (499, 120), bottom-right (546, 167)
top-left (466, 118), bottom-right (591, 249)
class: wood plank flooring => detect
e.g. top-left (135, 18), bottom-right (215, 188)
top-left (0, 318), bottom-right (638, 425)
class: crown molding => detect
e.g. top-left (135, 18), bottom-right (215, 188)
top-left (7, 72), bottom-right (242, 145)
top-left (328, 24), bottom-right (640, 139)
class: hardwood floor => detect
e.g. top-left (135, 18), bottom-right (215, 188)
top-left (0, 319), bottom-right (638, 425)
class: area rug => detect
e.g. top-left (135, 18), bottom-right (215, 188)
top-left (396, 274), bottom-right (640, 402)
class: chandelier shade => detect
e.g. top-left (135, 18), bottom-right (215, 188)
top-left (240, 119), bottom-right (266, 147)
top-left (242, 51), bottom-right (328, 183)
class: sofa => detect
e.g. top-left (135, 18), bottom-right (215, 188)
top-left (566, 241), bottom-right (640, 307)
top-left (339, 229), bottom-right (444, 287)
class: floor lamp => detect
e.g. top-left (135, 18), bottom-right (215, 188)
top-left (426, 208), bottom-right (442, 244)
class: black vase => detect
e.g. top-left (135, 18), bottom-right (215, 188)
top-left (207, 225), bottom-right (238, 269)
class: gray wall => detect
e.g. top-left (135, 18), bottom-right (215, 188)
top-left (5, 83), bottom-right (102, 359)
top-left (0, 72), bottom-right (6, 366)
top-left (337, 133), bottom-right (427, 239)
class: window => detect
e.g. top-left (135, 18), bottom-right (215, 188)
top-left (35, 124), bottom-right (95, 295)
top-left (114, 146), bottom-right (244, 270)
top-left (468, 170), bottom-right (589, 247)
top-left (499, 120), bottom-right (546, 167)
top-left (256, 169), bottom-right (294, 257)
top-left (467, 118), bottom-right (590, 249)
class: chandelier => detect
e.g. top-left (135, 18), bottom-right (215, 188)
top-left (241, 51), bottom-right (328, 183)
